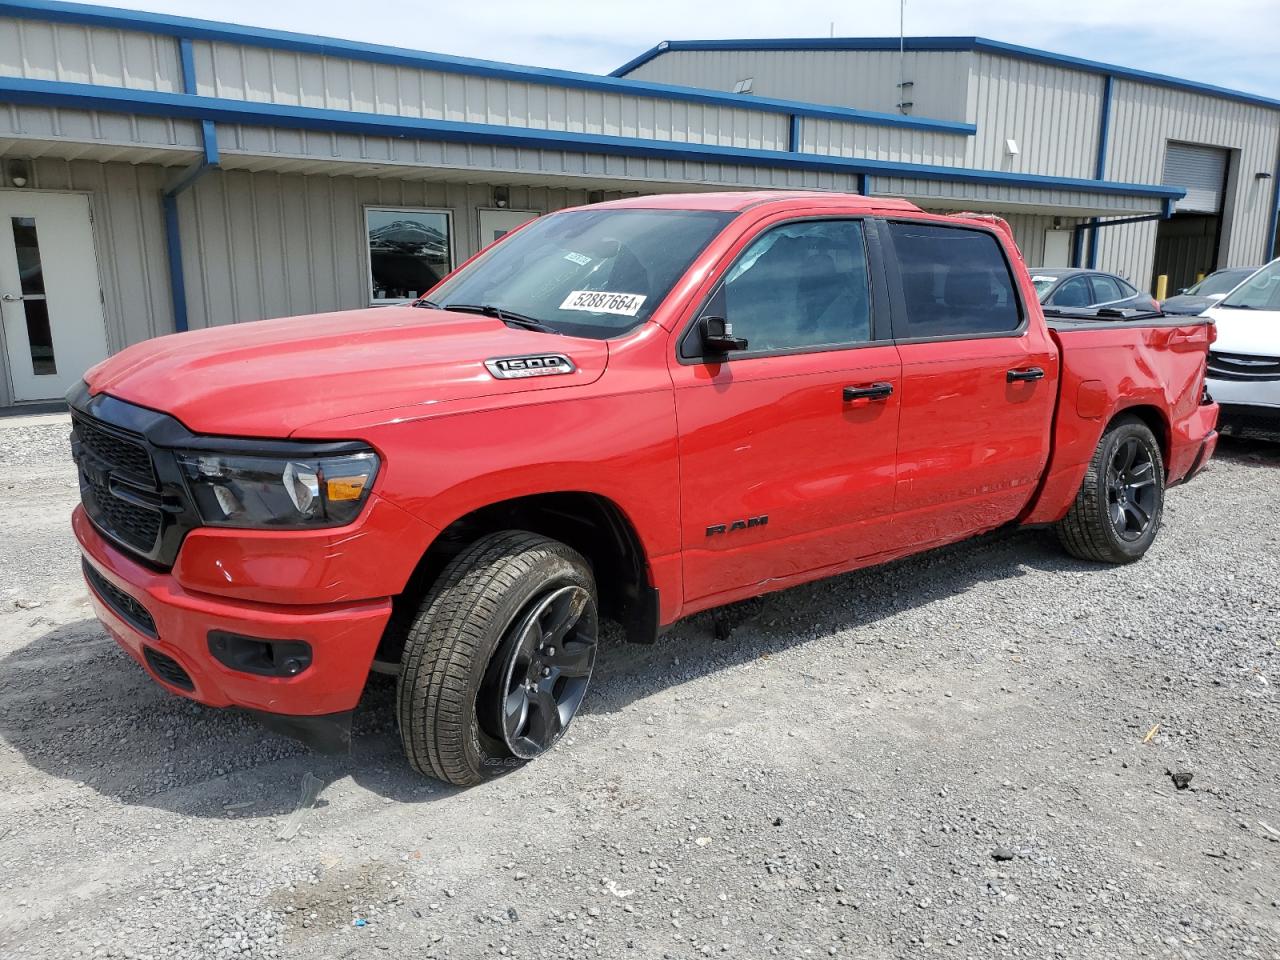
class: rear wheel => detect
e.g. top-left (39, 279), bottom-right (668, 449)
top-left (396, 531), bottom-right (598, 785)
top-left (1056, 416), bottom-right (1165, 564)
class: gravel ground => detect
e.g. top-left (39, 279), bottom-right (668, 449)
top-left (0, 413), bottom-right (1277, 960)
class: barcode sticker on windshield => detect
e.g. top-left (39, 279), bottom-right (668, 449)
top-left (563, 251), bottom-right (593, 267)
top-left (559, 290), bottom-right (647, 317)
top-left (1032, 275), bottom-right (1056, 283)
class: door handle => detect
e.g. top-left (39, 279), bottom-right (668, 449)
top-left (1, 294), bottom-right (21, 302)
top-left (843, 382), bottom-right (894, 401)
top-left (1006, 367), bottom-right (1045, 383)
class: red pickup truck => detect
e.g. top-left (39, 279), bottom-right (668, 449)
top-left (70, 192), bottom-right (1218, 785)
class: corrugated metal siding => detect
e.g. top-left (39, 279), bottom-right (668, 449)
top-left (0, 15), bottom-right (183, 91)
top-left (0, 104), bottom-right (202, 156)
top-left (174, 169), bottom-right (650, 330)
top-left (873, 176), bottom-right (1159, 216)
top-left (620, 49), bottom-right (972, 122)
top-left (1097, 78), bottom-right (1280, 284)
top-left (212, 125), bottom-right (862, 193)
top-left (966, 54), bottom-right (1104, 179)
top-left (801, 118), bottom-right (967, 167)
top-left (192, 41), bottom-right (789, 151)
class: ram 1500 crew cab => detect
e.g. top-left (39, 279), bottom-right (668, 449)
top-left (70, 192), bottom-right (1219, 785)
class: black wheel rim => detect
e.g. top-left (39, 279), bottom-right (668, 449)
top-left (483, 584), bottom-right (596, 760)
top-left (1107, 437), bottom-right (1158, 542)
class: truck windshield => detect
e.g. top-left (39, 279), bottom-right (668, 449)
top-left (423, 208), bottom-right (732, 338)
top-left (1219, 260), bottom-right (1280, 310)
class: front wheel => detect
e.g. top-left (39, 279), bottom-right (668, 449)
top-left (397, 531), bottom-right (598, 785)
top-left (1056, 415), bottom-right (1165, 564)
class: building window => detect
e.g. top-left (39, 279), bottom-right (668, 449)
top-left (365, 207), bottom-right (454, 303)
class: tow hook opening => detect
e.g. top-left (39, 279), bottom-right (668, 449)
top-left (208, 631), bottom-right (313, 678)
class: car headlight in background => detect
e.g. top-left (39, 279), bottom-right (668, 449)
top-left (175, 450), bottom-right (379, 528)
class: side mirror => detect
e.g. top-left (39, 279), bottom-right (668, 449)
top-left (1176, 288), bottom-right (1187, 295)
top-left (700, 315), bottom-right (748, 355)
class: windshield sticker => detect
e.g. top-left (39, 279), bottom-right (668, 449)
top-left (563, 251), bottom-right (593, 267)
top-left (559, 290), bottom-right (647, 317)
top-left (1032, 275), bottom-right (1057, 283)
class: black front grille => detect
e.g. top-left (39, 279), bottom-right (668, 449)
top-left (82, 471), bottom-right (162, 553)
top-left (72, 410), bottom-right (167, 560)
top-left (143, 647), bottom-right (194, 691)
top-left (83, 560), bottom-right (157, 638)
top-left (71, 412), bottom-right (156, 486)
top-left (1217, 403), bottom-right (1280, 441)
top-left (1207, 351), bottom-right (1280, 382)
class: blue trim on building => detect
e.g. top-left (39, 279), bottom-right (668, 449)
top-left (612, 37), bottom-right (1280, 112)
top-left (857, 173), bottom-right (870, 196)
top-left (161, 35), bottom-right (219, 334)
top-left (1268, 159), bottom-right (1280, 261)
top-left (0, 76), bottom-right (1186, 204)
top-left (0, 1), bottom-right (976, 135)
top-left (787, 114), bottom-right (800, 152)
top-left (1086, 75), bottom-right (1115, 270)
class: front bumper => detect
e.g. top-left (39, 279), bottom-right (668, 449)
top-left (75, 506), bottom-right (391, 736)
top-left (1207, 375), bottom-right (1280, 440)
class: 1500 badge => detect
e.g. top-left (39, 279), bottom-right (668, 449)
top-left (706, 516), bottom-right (768, 536)
top-left (485, 355), bottom-right (576, 379)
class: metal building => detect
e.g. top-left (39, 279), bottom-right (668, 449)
top-left (0, 1), bottom-right (1276, 408)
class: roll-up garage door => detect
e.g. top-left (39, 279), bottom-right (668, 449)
top-left (1162, 142), bottom-right (1229, 213)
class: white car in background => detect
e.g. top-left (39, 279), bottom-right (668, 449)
top-left (1203, 258), bottom-right (1280, 440)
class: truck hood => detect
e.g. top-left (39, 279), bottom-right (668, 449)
top-left (1203, 306), bottom-right (1280, 356)
top-left (85, 307), bottom-right (609, 438)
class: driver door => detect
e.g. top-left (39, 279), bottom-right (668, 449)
top-left (669, 215), bottom-right (902, 610)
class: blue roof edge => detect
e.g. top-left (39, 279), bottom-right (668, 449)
top-left (0, 0), bottom-right (977, 135)
top-left (0, 75), bottom-right (1185, 203)
top-left (612, 37), bottom-right (1280, 112)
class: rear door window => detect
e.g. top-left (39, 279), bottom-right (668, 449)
top-left (886, 222), bottom-right (1022, 338)
top-left (1049, 276), bottom-right (1092, 308)
top-left (1090, 275), bottom-right (1124, 303)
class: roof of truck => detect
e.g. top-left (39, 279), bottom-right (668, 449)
top-left (590, 191), bottom-right (924, 213)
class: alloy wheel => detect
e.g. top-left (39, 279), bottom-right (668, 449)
top-left (1106, 436), bottom-right (1158, 541)
top-left (482, 584), bottom-right (597, 760)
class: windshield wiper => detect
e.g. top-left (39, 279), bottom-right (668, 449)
top-left (412, 298), bottom-right (442, 309)
top-left (1218, 303), bottom-right (1255, 309)
top-left (440, 303), bottom-right (561, 334)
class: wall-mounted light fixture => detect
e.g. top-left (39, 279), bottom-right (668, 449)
top-left (587, 190), bottom-right (605, 205)
top-left (492, 185), bottom-right (510, 208)
top-left (6, 159), bottom-right (30, 188)
top-left (1005, 139), bottom-right (1020, 157)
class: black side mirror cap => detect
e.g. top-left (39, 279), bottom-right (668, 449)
top-left (700, 315), bottom-right (748, 354)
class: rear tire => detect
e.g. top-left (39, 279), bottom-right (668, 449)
top-left (396, 531), bottom-right (598, 786)
top-left (1056, 415), bottom-right (1165, 564)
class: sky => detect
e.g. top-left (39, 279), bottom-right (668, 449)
top-left (78, 0), bottom-right (1280, 98)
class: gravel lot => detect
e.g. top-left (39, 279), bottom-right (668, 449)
top-left (0, 413), bottom-right (1277, 960)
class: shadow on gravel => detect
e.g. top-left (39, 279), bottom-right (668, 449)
top-left (1, 468), bottom-right (1189, 817)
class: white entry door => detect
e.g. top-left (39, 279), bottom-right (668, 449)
top-left (0, 191), bottom-right (109, 402)
top-left (1042, 229), bottom-right (1072, 267)
top-left (478, 208), bottom-right (538, 248)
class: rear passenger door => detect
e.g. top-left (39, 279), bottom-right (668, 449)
top-left (880, 219), bottom-right (1057, 548)
top-left (670, 216), bottom-right (902, 608)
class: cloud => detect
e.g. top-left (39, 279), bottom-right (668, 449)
top-left (74, 0), bottom-right (1280, 96)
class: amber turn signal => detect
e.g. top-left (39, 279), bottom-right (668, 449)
top-left (326, 475), bottom-right (368, 501)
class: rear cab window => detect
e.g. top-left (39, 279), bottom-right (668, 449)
top-left (885, 221), bottom-right (1023, 339)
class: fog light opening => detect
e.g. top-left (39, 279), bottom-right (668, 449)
top-left (207, 631), bottom-right (313, 678)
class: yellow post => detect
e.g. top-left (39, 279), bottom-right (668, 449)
top-left (1196, 271), bottom-right (1206, 283)
top-left (1155, 274), bottom-right (1168, 300)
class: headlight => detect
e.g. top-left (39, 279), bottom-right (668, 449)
top-left (175, 449), bottom-right (379, 528)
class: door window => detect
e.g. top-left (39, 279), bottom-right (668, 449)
top-left (717, 220), bottom-right (872, 353)
top-left (9, 217), bottom-right (55, 375)
top-left (887, 222), bottom-right (1021, 337)
top-left (1089, 275), bottom-right (1124, 303)
top-left (1049, 275), bottom-right (1093, 308)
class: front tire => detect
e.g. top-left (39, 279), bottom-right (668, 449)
top-left (396, 531), bottom-right (598, 785)
top-left (1056, 415), bottom-right (1165, 564)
